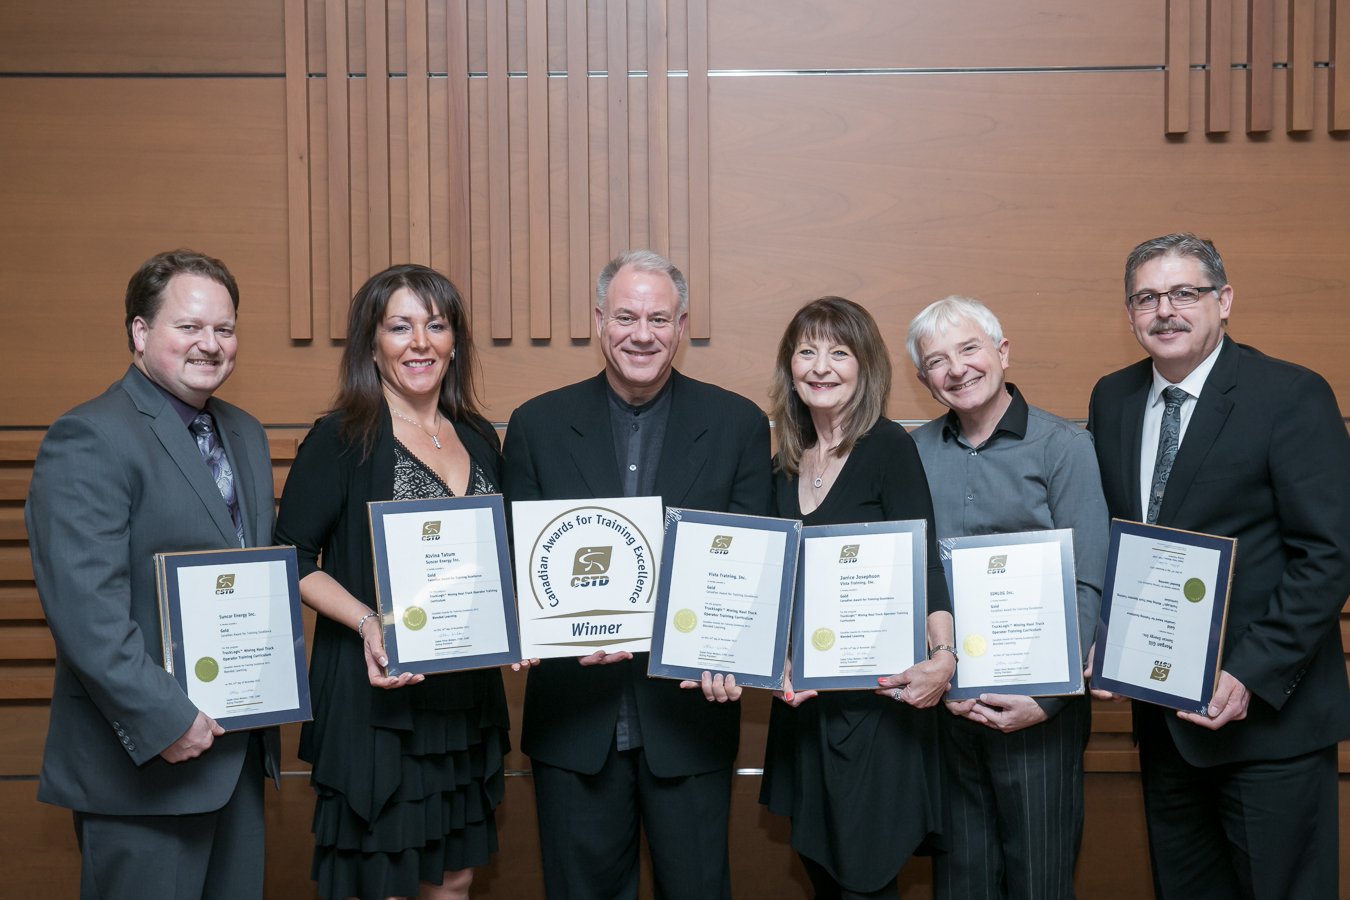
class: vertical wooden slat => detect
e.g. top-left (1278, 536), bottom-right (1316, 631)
top-left (527, 0), bottom-right (551, 338)
top-left (607, 0), bottom-right (629, 257)
top-left (1206, 0), bottom-right (1231, 133)
top-left (284, 0), bottom-right (312, 339)
top-left (407, 0), bottom-right (432, 264)
top-left (367, 0), bottom-right (391, 274)
top-left (447, 0), bottom-right (472, 317)
top-left (1165, 0), bottom-right (1191, 134)
top-left (1334, 0), bottom-right (1350, 131)
top-left (1287, 0), bottom-right (1315, 131)
top-left (647, 0), bottom-right (670, 259)
top-left (487, 0), bottom-right (511, 339)
top-left (327, 0), bottom-right (352, 337)
top-left (687, 0), bottom-right (710, 338)
top-left (567, 0), bottom-right (590, 338)
top-left (1247, 0), bottom-right (1274, 132)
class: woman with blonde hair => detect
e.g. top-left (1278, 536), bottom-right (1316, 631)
top-left (759, 296), bottom-right (955, 899)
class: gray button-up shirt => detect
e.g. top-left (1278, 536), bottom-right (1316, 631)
top-left (911, 384), bottom-right (1109, 719)
top-left (604, 375), bottom-right (674, 750)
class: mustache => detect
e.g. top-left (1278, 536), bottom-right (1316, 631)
top-left (1147, 320), bottom-right (1193, 336)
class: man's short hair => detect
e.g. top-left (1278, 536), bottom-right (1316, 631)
top-left (905, 296), bottom-right (1005, 371)
top-left (124, 249), bottom-right (240, 352)
top-left (595, 250), bottom-right (689, 315)
top-left (1124, 233), bottom-right (1228, 297)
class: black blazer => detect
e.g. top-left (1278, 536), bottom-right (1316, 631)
top-left (503, 370), bottom-right (773, 777)
top-left (1087, 337), bottom-right (1350, 765)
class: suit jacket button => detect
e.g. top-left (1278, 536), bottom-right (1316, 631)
top-left (112, 721), bottom-right (120, 729)
top-left (126, 742), bottom-right (135, 751)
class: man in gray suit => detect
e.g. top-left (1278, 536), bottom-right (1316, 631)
top-left (25, 250), bottom-right (280, 900)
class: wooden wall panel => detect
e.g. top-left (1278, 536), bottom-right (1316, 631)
top-left (710, 0), bottom-right (1165, 70)
top-left (0, 0), bottom-right (285, 74)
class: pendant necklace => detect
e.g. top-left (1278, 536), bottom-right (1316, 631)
top-left (391, 408), bottom-right (444, 449)
top-left (811, 441), bottom-right (842, 489)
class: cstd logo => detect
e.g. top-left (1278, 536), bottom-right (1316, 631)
top-left (987, 554), bottom-right (1007, 574)
top-left (839, 544), bottom-right (860, 564)
top-left (1150, 661), bottom-right (1172, 682)
top-left (422, 521), bottom-right (442, 541)
top-left (215, 574), bottom-right (235, 595)
top-left (710, 535), bottom-right (733, 555)
top-left (571, 546), bottom-right (612, 587)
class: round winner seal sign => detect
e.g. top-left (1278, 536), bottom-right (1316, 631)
top-left (527, 506), bottom-right (658, 610)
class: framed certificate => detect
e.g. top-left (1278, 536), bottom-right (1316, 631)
top-left (648, 508), bottom-right (800, 690)
top-left (155, 546), bottom-right (311, 731)
top-left (942, 529), bottom-right (1082, 701)
top-left (790, 520), bottom-right (928, 691)
top-left (1090, 520), bottom-right (1236, 714)
top-left (512, 497), bottom-right (664, 658)
top-left (368, 495), bottom-right (521, 676)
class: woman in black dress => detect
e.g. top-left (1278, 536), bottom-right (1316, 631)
top-left (275, 265), bottom-right (509, 900)
top-left (759, 297), bottom-right (957, 899)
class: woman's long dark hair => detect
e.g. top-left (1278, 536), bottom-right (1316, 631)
top-left (332, 264), bottom-right (490, 456)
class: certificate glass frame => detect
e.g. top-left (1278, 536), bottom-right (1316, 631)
top-left (648, 508), bottom-right (801, 690)
top-left (368, 494), bottom-right (522, 677)
top-left (790, 520), bottom-right (928, 691)
top-left (156, 545), bottom-right (311, 731)
top-left (942, 529), bottom-right (1082, 701)
top-left (1090, 519), bottom-right (1236, 714)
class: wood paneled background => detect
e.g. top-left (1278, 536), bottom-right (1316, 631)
top-left (1, 1), bottom-right (1348, 897)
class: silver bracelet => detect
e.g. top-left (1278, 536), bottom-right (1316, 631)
top-left (929, 644), bottom-right (959, 664)
top-left (356, 612), bottom-right (378, 638)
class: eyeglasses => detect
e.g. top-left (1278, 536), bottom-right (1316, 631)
top-left (1126, 286), bottom-right (1219, 311)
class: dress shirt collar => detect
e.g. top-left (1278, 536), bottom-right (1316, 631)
top-left (941, 383), bottom-right (1028, 446)
top-left (1148, 338), bottom-right (1224, 407)
top-left (137, 366), bottom-right (204, 428)
top-left (604, 372), bottom-right (674, 415)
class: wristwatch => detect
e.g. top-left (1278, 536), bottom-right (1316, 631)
top-left (929, 644), bottom-right (959, 664)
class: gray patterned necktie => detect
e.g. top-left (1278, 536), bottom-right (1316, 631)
top-left (190, 412), bottom-right (245, 546)
top-left (1146, 386), bottom-right (1188, 524)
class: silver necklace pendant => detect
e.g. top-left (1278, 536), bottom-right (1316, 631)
top-left (431, 435), bottom-right (441, 449)
top-left (813, 477), bottom-right (823, 488)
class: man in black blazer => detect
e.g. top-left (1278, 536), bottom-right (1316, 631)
top-left (503, 250), bottom-right (772, 899)
top-left (1087, 234), bottom-right (1350, 899)
top-left (25, 250), bottom-right (280, 900)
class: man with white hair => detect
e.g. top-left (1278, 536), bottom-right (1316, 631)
top-left (907, 296), bottom-right (1108, 900)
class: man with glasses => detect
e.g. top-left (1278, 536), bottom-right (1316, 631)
top-left (503, 250), bottom-right (771, 899)
top-left (1087, 233), bottom-right (1350, 899)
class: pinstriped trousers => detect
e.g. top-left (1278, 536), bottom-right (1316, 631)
top-left (933, 696), bottom-right (1091, 900)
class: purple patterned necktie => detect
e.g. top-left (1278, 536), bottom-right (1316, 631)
top-left (190, 412), bottom-right (245, 546)
top-left (1146, 386), bottom-right (1188, 524)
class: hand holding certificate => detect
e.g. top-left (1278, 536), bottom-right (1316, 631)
top-left (648, 509), bottom-right (800, 690)
top-left (1090, 520), bottom-right (1235, 714)
top-left (156, 546), bottom-right (311, 731)
top-left (942, 529), bottom-right (1082, 700)
top-left (790, 521), bottom-right (928, 691)
top-left (368, 494), bottom-right (521, 677)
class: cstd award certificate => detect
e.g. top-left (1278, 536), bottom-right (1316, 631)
top-left (790, 520), bottom-right (928, 691)
top-left (156, 546), bottom-right (311, 731)
top-left (648, 509), bottom-right (799, 690)
top-left (942, 529), bottom-right (1082, 700)
top-left (368, 495), bottom-right (521, 677)
top-left (512, 497), bottom-right (664, 658)
top-left (1090, 520), bottom-right (1235, 713)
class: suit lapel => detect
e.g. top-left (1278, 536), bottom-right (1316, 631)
top-left (211, 401), bottom-right (258, 547)
top-left (567, 374), bottom-right (624, 497)
top-left (1156, 338), bottom-right (1239, 525)
top-left (655, 372), bottom-right (707, 508)
top-left (1121, 373), bottom-right (1151, 523)
top-left (121, 368), bottom-right (242, 548)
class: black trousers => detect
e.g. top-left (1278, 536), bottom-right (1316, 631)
top-left (933, 694), bottom-right (1091, 900)
top-left (1137, 704), bottom-right (1339, 900)
top-left (532, 739), bottom-right (733, 900)
top-left (73, 733), bottom-right (266, 900)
